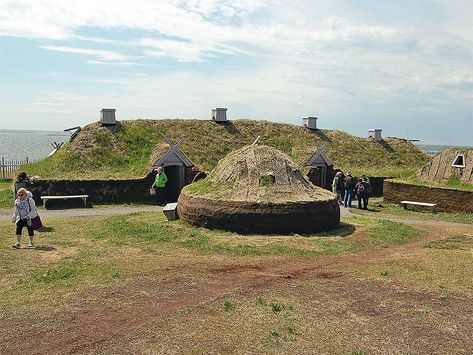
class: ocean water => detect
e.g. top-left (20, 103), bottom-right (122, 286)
top-left (414, 143), bottom-right (473, 157)
top-left (0, 129), bottom-right (69, 161)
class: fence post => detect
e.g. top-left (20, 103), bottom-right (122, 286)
top-left (26, 156), bottom-right (29, 164)
top-left (1, 157), bottom-right (4, 180)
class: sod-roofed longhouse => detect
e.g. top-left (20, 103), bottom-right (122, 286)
top-left (177, 145), bottom-right (340, 234)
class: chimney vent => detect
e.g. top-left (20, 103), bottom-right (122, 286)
top-left (302, 116), bottom-right (318, 130)
top-left (212, 108), bottom-right (227, 122)
top-left (100, 109), bottom-right (117, 126)
top-left (368, 129), bottom-right (382, 141)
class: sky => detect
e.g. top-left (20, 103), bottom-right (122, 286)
top-left (0, 0), bottom-right (472, 145)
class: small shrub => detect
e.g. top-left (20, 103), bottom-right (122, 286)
top-left (380, 270), bottom-right (389, 276)
top-left (224, 299), bottom-right (236, 311)
top-left (257, 296), bottom-right (266, 306)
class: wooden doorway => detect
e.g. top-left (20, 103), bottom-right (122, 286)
top-left (163, 165), bottom-right (185, 202)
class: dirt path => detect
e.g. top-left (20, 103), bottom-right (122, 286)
top-left (1, 205), bottom-right (472, 354)
top-left (1, 219), bottom-right (472, 354)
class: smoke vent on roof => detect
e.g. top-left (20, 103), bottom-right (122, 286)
top-left (368, 129), bottom-right (382, 141)
top-left (211, 108), bottom-right (227, 122)
top-left (100, 109), bottom-right (117, 126)
top-left (302, 116), bottom-right (318, 130)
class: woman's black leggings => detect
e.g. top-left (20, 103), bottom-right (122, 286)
top-left (16, 218), bottom-right (34, 236)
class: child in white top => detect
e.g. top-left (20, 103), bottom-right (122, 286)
top-left (11, 187), bottom-right (38, 249)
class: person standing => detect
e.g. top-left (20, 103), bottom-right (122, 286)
top-left (343, 172), bottom-right (354, 208)
top-left (331, 171), bottom-right (343, 205)
top-left (152, 166), bottom-right (168, 206)
top-left (355, 178), bottom-right (369, 210)
top-left (362, 175), bottom-right (372, 208)
top-left (11, 187), bottom-right (37, 249)
top-left (14, 171), bottom-right (30, 195)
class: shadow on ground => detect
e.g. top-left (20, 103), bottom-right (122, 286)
top-left (33, 246), bottom-right (56, 252)
top-left (38, 226), bottom-right (55, 232)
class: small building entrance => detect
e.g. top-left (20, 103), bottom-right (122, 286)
top-left (151, 138), bottom-right (195, 203)
top-left (163, 165), bottom-right (185, 202)
top-left (305, 142), bottom-right (333, 190)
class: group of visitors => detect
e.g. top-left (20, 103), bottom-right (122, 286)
top-left (332, 171), bottom-right (371, 210)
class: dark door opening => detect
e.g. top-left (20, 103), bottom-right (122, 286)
top-left (163, 165), bottom-right (185, 202)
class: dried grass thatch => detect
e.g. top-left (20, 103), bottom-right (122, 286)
top-left (178, 145), bottom-right (340, 234)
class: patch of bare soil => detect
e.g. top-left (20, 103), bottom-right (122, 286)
top-left (1, 221), bottom-right (472, 354)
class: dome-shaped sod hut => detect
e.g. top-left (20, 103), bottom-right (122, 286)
top-left (177, 145), bottom-right (340, 234)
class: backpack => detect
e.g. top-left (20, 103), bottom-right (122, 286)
top-left (357, 182), bottom-right (366, 195)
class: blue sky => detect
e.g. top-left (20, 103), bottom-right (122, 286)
top-left (0, 0), bottom-right (472, 145)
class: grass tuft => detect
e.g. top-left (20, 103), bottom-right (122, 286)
top-left (224, 299), bottom-right (236, 311)
top-left (271, 302), bottom-right (283, 313)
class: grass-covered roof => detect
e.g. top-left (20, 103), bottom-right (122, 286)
top-left (23, 119), bottom-right (429, 180)
top-left (183, 145), bottom-right (335, 203)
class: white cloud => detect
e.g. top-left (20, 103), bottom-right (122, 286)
top-left (40, 45), bottom-right (126, 61)
top-left (86, 60), bottom-right (144, 66)
top-left (1, 1), bottom-right (472, 145)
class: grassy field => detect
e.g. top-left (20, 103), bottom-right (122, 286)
top-left (1, 209), bottom-right (473, 353)
top-left (392, 176), bottom-right (473, 192)
top-left (0, 214), bottom-right (420, 311)
top-left (350, 197), bottom-right (473, 223)
top-left (0, 180), bottom-right (13, 208)
top-left (20, 119), bottom-right (428, 180)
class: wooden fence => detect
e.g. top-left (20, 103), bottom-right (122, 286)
top-left (1, 157), bottom-right (34, 180)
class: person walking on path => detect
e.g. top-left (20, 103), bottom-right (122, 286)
top-left (355, 178), bottom-right (369, 210)
top-left (152, 166), bottom-right (168, 206)
top-left (343, 172), bottom-right (354, 208)
top-left (11, 187), bottom-right (38, 249)
top-left (332, 171), bottom-right (343, 205)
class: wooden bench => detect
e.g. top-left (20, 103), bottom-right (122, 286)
top-left (41, 195), bottom-right (89, 208)
top-left (400, 200), bottom-right (437, 213)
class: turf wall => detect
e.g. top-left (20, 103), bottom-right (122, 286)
top-left (384, 180), bottom-right (473, 213)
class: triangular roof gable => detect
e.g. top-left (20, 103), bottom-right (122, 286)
top-left (152, 138), bottom-right (194, 168)
top-left (306, 142), bottom-right (333, 167)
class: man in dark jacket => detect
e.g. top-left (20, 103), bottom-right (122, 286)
top-left (355, 177), bottom-right (369, 210)
top-left (343, 172), bottom-right (354, 207)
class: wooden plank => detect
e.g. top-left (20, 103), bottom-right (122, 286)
top-left (41, 195), bottom-right (89, 208)
top-left (41, 195), bottom-right (89, 200)
top-left (400, 200), bottom-right (437, 207)
top-left (400, 200), bottom-right (437, 213)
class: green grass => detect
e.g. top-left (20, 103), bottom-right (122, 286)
top-left (0, 180), bottom-right (13, 208)
top-left (0, 212), bottom-right (420, 312)
top-left (350, 198), bottom-right (473, 223)
top-left (393, 176), bottom-right (473, 192)
top-left (224, 299), bottom-right (236, 311)
top-left (424, 235), bottom-right (473, 250)
top-left (21, 119), bottom-right (429, 179)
